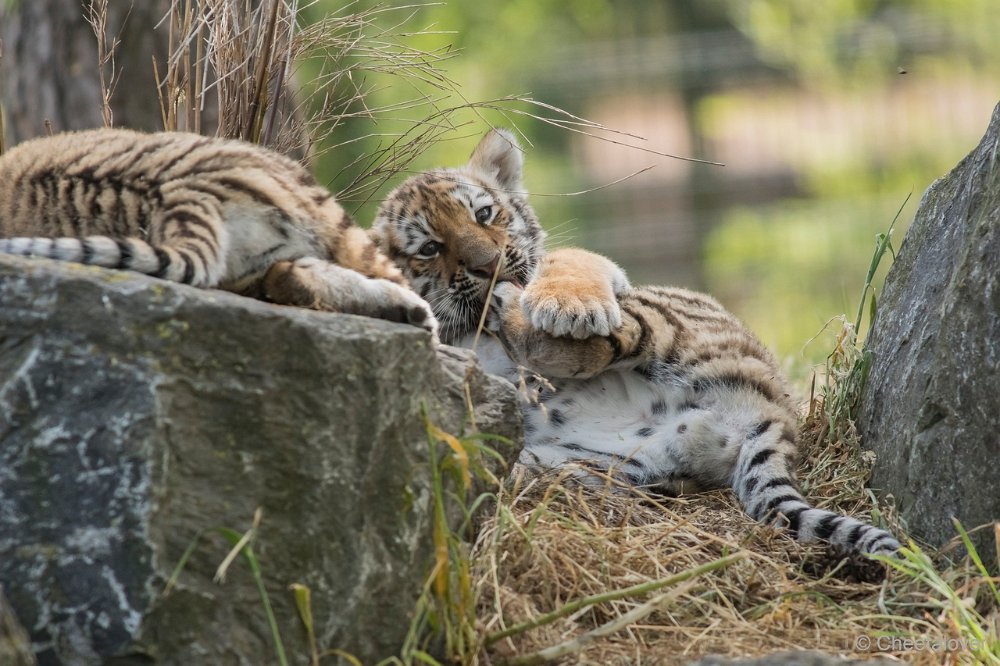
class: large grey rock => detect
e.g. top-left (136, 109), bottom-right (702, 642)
top-left (0, 254), bottom-right (521, 665)
top-left (858, 101), bottom-right (1000, 564)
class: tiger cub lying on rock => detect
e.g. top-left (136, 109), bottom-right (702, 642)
top-left (0, 128), bottom-right (435, 333)
top-left (372, 129), bottom-right (899, 556)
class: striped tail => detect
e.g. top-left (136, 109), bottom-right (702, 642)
top-left (0, 236), bottom-right (219, 286)
top-left (731, 420), bottom-right (899, 556)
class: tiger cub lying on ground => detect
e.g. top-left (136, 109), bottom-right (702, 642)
top-left (0, 128), bottom-right (435, 333)
top-left (372, 129), bottom-right (899, 556)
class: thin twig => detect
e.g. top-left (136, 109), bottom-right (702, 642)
top-left (472, 237), bottom-right (507, 351)
top-left (499, 582), bottom-right (698, 666)
top-left (214, 507), bottom-right (263, 583)
top-left (484, 552), bottom-right (746, 646)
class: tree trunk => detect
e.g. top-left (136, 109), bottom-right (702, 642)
top-left (0, 0), bottom-right (170, 144)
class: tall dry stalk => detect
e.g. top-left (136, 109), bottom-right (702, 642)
top-left (88, 0), bottom-right (707, 211)
top-left (150, 0), bottom-right (467, 163)
top-left (85, 0), bottom-right (127, 128)
top-left (156, 0), bottom-right (309, 149)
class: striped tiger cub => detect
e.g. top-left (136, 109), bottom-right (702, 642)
top-left (0, 128), bottom-right (436, 333)
top-left (371, 129), bottom-right (899, 556)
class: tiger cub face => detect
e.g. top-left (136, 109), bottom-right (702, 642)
top-left (372, 130), bottom-right (545, 343)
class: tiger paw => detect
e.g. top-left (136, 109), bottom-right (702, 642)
top-left (384, 285), bottom-right (439, 339)
top-left (344, 275), bottom-right (439, 339)
top-left (264, 258), bottom-right (439, 339)
top-left (520, 249), bottom-right (629, 339)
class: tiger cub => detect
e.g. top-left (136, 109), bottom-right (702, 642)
top-left (0, 128), bottom-right (435, 332)
top-left (371, 129), bottom-right (899, 556)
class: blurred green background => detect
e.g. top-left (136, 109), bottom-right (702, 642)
top-left (300, 0), bottom-right (1000, 377)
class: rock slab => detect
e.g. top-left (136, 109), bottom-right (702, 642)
top-left (0, 255), bottom-right (521, 665)
top-left (858, 101), bottom-right (1000, 564)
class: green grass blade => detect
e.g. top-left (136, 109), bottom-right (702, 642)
top-left (163, 529), bottom-right (204, 594)
top-left (411, 650), bottom-right (446, 665)
top-left (216, 526), bottom-right (288, 666)
top-left (854, 192), bottom-right (909, 330)
top-left (952, 518), bottom-right (1000, 604)
top-left (290, 583), bottom-right (319, 666)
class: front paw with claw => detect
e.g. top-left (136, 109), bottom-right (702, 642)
top-left (519, 248), bottom-right (629, 339)
top-left (521, 286), bottom-right (621, 339)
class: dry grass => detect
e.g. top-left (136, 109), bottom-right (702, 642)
top-left (88, 0), bottom-right (467, 183)
top-left (462, 366), bottom-right (998, 666)
top-left (150, 0), bottom-right (461, 157)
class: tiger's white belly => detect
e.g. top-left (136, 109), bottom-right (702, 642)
top-left (458, 335), bottom-right (743, 491)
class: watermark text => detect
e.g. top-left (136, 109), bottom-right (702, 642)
top-left (855, 634), bottom-right (985, 653)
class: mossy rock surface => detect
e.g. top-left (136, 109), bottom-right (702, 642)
top-left (0, 255), bottom-right (521, 665)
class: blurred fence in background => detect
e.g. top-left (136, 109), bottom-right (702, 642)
top-left (519, 8), bottom-right (1000, 371)
top-left (302, 1), bottom-right (1000, 372)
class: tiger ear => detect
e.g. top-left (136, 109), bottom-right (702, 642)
top-left (467, 128), bottom-right (524, 193)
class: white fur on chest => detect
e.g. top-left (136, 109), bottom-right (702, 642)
top-left (454, 334), bottom-right (520, 381)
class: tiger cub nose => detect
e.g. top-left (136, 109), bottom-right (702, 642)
top-left (467, 255), bottom-right (500, 281)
